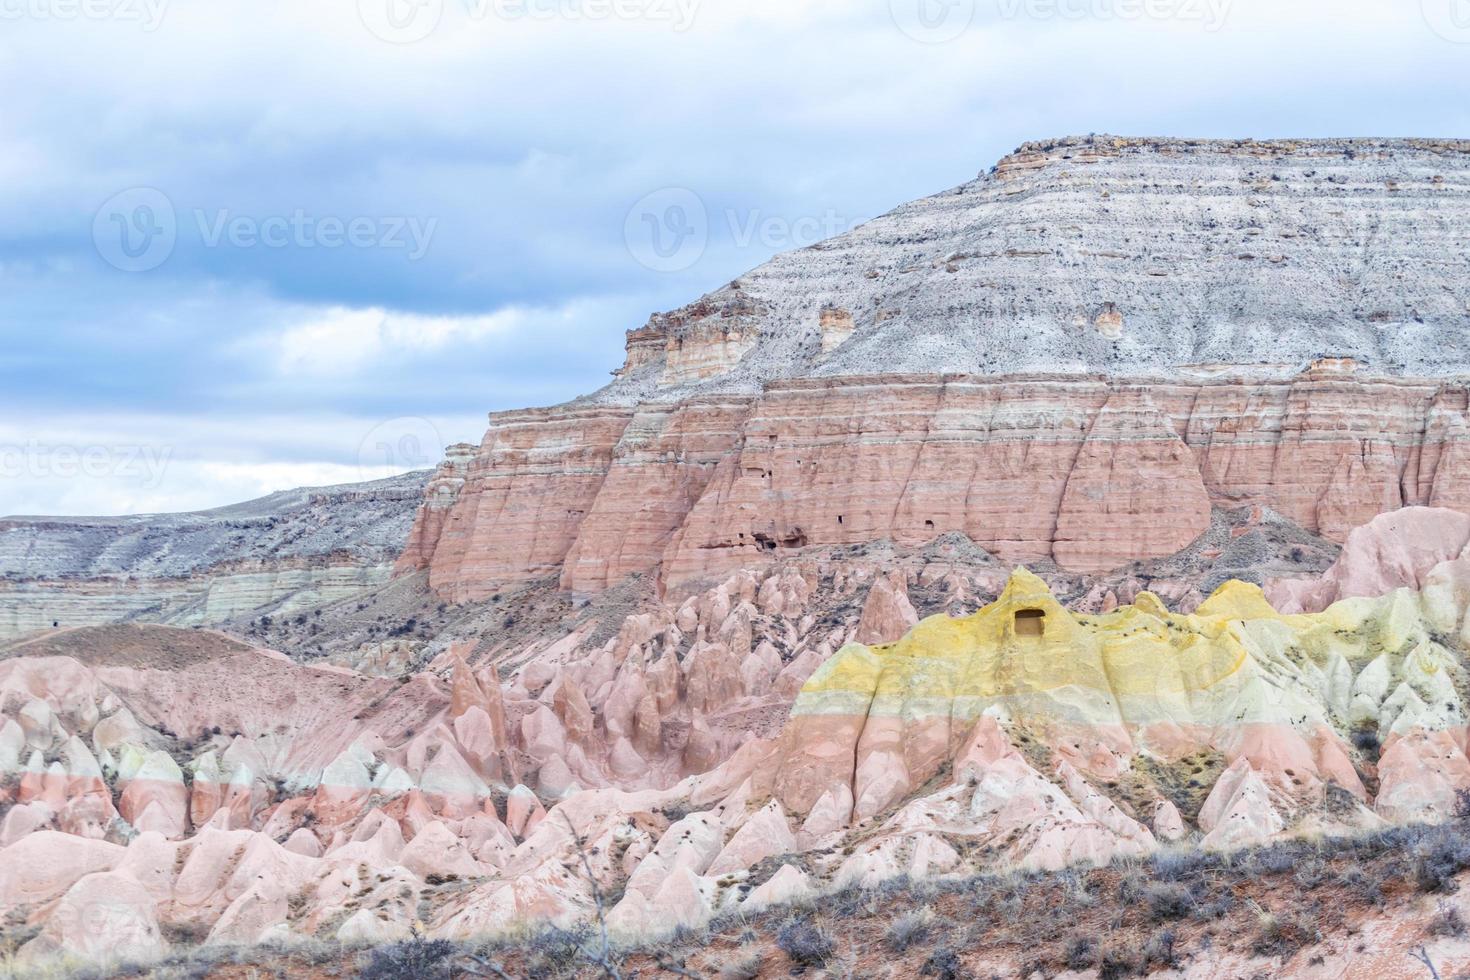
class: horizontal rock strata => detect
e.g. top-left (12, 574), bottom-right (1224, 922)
top-left (400, 367), bottom-right (1470, 599)
top-left (598, 136), bottom-right (1470, 399)
top-left (0, 473), bottom-right (429, 639)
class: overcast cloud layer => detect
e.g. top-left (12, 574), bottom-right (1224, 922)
top-left (2, 0), bottom-right (1468, 516)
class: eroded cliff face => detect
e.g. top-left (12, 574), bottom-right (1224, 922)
top-left (401, 366), bottom-right (1470, 600)
top-left (8, 134), bottom-right (1470, 971)
top-left (596, 135), bottom-right (1470, 399)
top-left (0, 558), bottom-right (397, 636)
top-left (0, 472), bottom-right (429, 639)
top-left (395, 135), bottom-right (1470, 603)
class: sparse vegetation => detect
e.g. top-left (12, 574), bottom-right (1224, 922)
top-left (775, 918), bottom-right (832, 967)
top-left (1412, 823), bottom-right (1470, 893)
top-left (1351, 725), bottom-right (1382, 759)
top-left (920, 945), bottom-right (964, 980)
top-left (1430, 901), bottom-right (1466, 937)
top-left (717, 946), bottom-right (763, 980)
top-left (17, 813), bottom-right (1470, 980)
top-left (1143, 881), bottom-right (1194, 921)
top-left (358, 934), bottom-right (456, 979)
top-left (884, 906), bottom-right (936, 951)
top-left (1064, 934), bottom-right (1098, 971)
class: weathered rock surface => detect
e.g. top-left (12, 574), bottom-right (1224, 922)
top-left (8, 538), bottom-right (1470, 966)
top-left (600, 136), bottom-right (1470, 396)
top-left (1269, 506), bottom-right (1470, 613)
top-left (9, 136), bottom-right (1470, 968)
top-left (394, 137), bottom-right (1470, 600)
top-left (401, 366), bottom-right (1470, 598)
top-left (0, 472), bottom-right (429, 639)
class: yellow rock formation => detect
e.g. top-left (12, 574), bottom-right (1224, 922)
top-left (796, 568), bottom-right (1458, 734)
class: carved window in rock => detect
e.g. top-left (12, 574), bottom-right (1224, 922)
top-left (1014, 608), bottom-right (1046, 638)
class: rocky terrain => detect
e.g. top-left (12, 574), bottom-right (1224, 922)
top-left (0, 472), bottom-right (429, 639)
top-left (4, 136), bottom-right (1470, 977)
top-left (3, 509), bottom-right (1470, 978)
top-left (387, 138), bottom-right (1470, 609)
top-left (600, 135), bottom-right (1470, 399)
top-left (401, 361), bottom-right (1470, 602)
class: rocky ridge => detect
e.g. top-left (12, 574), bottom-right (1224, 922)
top-left (2, 509), bottom-right (1469, 974)
top-left (401, 362), bottom-right (1470, 601)
top-left (7, 136), bottom-right (1470, 974)
top-left (0, 472), bottom-right (430, 639)
top-left (389, 137), bottom-right (1470, 605)
top-left (597, 135), bottom-right (1470, 402)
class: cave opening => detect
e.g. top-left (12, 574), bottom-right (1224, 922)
top-left (1014, 608), bottom-right (1045, 637)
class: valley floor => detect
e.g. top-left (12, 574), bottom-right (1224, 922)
top-left (25, 820), bottom-right (1470, 980)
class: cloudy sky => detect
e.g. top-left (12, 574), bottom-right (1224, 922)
top-left (2, 0), bottom-right (1467, 516)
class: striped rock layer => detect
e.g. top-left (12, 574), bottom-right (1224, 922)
top-left (598, 137), bottom-right (1470, 395)
top-left (757, 568), bottom-right (1467, 837)
top-left (0, 472), bottom-right (429, 639)
top-left (399, 135), bottom-right (1470, 602)
top-left (398, 365), bottom-right (1470, 599)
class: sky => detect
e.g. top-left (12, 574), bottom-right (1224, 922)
top-left (1, 0), bottom-right (1468, 516)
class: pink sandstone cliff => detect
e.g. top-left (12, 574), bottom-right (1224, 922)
top-left (397, 366), bottom-right (1470, 600)
top-left (394, 136), bottom-right (1470, 603)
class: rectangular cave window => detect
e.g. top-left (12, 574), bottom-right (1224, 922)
top-left (1014, 609), bottom-right (1045, 638)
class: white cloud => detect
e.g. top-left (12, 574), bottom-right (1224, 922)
top-left (257, 297), bottom-right (625, 377)
top-left (0, 412), bottom-right (483, 517)
top-left (2, 0), bottom-right (1467, 516)
top-left (268, 306), bottom-right (517, 374)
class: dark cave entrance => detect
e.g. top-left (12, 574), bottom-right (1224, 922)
top-left (1014, 608), bottom-right (1046, 638)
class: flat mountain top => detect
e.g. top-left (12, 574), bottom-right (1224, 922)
top-left (589, 135), bottom-right (1470, 404)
